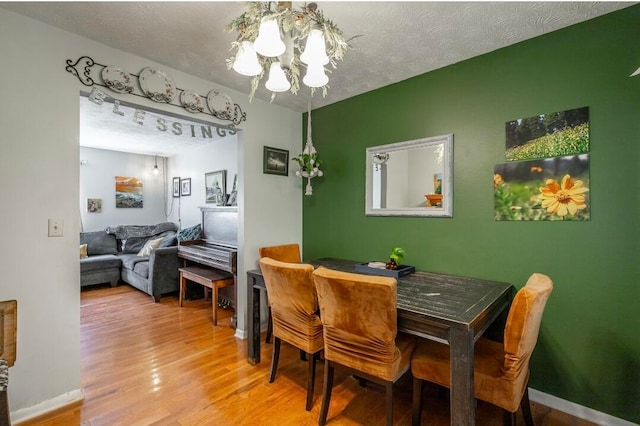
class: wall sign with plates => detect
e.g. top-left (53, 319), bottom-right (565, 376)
top-left (65, 55), bottom-right (247, 125)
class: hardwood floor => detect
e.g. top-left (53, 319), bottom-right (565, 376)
top-left (17, 284), bottom-right (597, 426)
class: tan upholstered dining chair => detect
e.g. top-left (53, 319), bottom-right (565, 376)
top-left (258, 243), bottom-right (301, 343)
top-left (258, 257), bottom-right (323, 411)
top-left (411, 273), bottom-right (553, 426)
top-left (312, 267), bottom-right (416, 426)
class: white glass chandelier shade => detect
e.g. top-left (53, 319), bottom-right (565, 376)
top-left (300, 29), bottom-right (330, 66)
top-left (254, 18), bottom-right (286, 58)
top-left (232, 41), bottom-right (263, 76)
top-left (303, 62), bottom-right (329, 88)
top-left (265, 62), bottom-right (291, 92)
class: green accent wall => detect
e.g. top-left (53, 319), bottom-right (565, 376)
top-left (302, 5), bottom-right (640, 423)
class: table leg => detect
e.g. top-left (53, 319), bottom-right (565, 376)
top-left (247, 274), bottom-right (262, 365)
top-left (449, 326), bottom-right (475, 426)
top-left (179, 273), bottom-right (186, 307)
top-left (212, 284), bottom-right (218, 326)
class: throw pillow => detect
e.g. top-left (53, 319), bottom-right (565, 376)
top-left (177, 224), bottom-right (202, 242)
top-left (122, 237), bottom-right (149, 254)
top-left (136, 237), bottom-right (164, 257)
top-left (79, 244), bottom-right (88, 259)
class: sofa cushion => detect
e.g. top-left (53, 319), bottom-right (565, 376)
top-left (119, 254), bottom-right (151, 279)
top-left (119, 254), bottom-right (148, 271)
top-left (80, 231), bottom-right (118, 255)
top-left (80, 244), bottom-right (88, 259)
top-left (133, 261), bottom-right (150, 279)
top-left (137, 237), bottom-right (164, 256)
top-left (177, 224), bottom-right (201, 242)
top-left (80, 254), bottom-right (122, 273)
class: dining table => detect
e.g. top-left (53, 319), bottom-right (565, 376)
top-left (246, 258), bottom-right (513, 426)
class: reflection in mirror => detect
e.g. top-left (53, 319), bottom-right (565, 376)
top-left (366, 134), bottom-right (453, 217)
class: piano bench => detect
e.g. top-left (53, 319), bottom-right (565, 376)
top-left (179, 266), bottom-right (235, 326)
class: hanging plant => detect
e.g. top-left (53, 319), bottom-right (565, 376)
top-left (292, 152), bottom-right (322, 176)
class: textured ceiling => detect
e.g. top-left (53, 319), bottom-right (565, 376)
top-left (2, 1), bottom-right (633, 113)
top-left (1, 1), bottom-right (633, 156)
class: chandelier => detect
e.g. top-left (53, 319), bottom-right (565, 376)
top-left (226, 2), bottom-right (351, 100)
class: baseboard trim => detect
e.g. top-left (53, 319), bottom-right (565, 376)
top-left (10, 389), bottom-right (84, 425)
top-left (234, 328), bottom-right (246, 340)
top-left (529, 388), bottom-right (638, 426)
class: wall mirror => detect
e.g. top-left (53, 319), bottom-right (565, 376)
top-left (365, 134), bottom-right (453, 217)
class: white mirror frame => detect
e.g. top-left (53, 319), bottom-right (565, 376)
top-left (365, 134), bottom-right (453, 217)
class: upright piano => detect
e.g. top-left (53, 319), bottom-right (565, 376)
top-left (178, 206), bottom-right (238, 326)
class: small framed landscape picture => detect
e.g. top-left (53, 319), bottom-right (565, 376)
top-left (172, 177), bottom-right (181, 198)
top-left (180, 178), bottom-right (191, 196)
top-left (263, 146), bottom-right (289, 176)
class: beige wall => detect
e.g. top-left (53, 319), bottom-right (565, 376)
top-left (0, 8), bottom-right (302, 422)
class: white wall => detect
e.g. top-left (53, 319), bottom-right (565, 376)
top-left (80, 147), bottom-right (169, 231)
top-left (0, 7), bottom-right (302, 422)
top-left (167, 135), bottom-right (238, 229)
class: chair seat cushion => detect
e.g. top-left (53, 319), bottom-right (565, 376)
top-left (411, 337), bottom-right (528, 412)
top-left (80, 254), bottom-right (121, 273)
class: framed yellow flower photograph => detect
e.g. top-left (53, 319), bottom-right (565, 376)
top-left (494, 154), bottom-right (590, 221)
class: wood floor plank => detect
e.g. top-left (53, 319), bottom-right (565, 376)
top-left (15, 284), bottom-right (598, 426)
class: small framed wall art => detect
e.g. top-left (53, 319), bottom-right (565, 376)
top-left (172, 177), bottom-right (181, 198)
top-left (180, 178), bottom-right (191, 196)
top-left (87, 198), bottom-right (102, 213)
top-left (205, 170), bottom-right (227, 205)
top-left (263, 146), bottom-right (289, 176)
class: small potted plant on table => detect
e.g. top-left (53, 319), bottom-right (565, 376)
top-left (386, 247), bottom-right (406, 270)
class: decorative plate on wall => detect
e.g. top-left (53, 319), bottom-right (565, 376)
top-left (179, 89), bottom-right (205, 113)
top-left (101, 66), bottom-right (134, 93)
top-left (207, 90), bottom-right (234, 119)
top-left (139, 67), bottom-right (177, 103)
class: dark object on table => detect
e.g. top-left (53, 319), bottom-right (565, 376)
top-left (355, 262), bottom-right (415, 278)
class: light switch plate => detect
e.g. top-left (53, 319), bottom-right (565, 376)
top-left (48, 219), bottom-right (63, 237)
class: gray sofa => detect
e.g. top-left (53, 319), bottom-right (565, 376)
top-left (80, 222), bottom-right (180, 302)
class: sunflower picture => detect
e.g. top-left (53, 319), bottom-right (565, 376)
top-left (494, 154), bottom-right (590, 221)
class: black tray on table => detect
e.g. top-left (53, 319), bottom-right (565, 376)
top-left (354, 262), bottom-right (415, 278)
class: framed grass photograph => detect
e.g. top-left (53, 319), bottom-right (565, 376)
top-left (505, 106), bottom-right (589, 162)
top-left (263, 146), bottom-right (289, 176)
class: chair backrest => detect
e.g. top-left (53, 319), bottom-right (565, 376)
top-left (259, 257), bottom-right (322, 351)
top-left (502, 273), bottom-right (554, 379)
top-left (258, 243), bottom-right (301, 263)
top-left (312, 267), bottom-right (398, 365)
